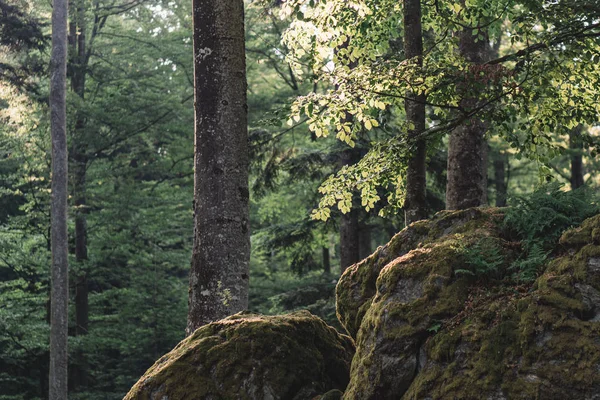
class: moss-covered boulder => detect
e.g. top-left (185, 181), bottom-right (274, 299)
top-left (124, 311), bottom-right (354, 400)
top-left (340, 209), bottom-right (600, 400)
top-left (336, 208), bottom-right (505, 338)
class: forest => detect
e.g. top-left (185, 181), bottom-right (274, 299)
top-left (1, 0), bottom-right (600, 399)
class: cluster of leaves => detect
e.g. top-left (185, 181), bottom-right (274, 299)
top-left (267, 0), bottom-right (600, 219)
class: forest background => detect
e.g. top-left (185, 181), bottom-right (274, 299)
top-left (1, 0), bottom-right (599, 398)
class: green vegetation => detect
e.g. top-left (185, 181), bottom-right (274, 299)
top-left (504, 183), bottom-right (599, 280)
top-left (339, 209), bottom-right (600, 400)
top-left (505, 183), bottom-right (600, 250)
top-left (124, 311), bottom-right (354, 400)
top-left (449, 184), bottom-right (600, 282)
top-left (454, 238), bottom-right (505, 279)
top-left (0, 0), bottom-right (599, 398)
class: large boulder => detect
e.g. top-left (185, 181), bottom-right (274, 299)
top-left (336, 208), bottom-right (506, 338)
top-left (338, 209), bottom-right (600, 400)
top-left (125, 311), bottom-right (354, 400)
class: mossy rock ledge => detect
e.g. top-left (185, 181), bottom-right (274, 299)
top-left (336, 208), bottom-right (600, 399)
top-left (124, 311), bottom-right (354, 400)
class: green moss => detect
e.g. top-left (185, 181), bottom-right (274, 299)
top-left (428, 332), bottom-right (460, 362)
top-left (125, 311), bottom-right (355, 400)
top-left (404, 217), bottom-right (600, 399)
top-left (342, 210), bottom-right (600, 400)
top-left (344, 231), bottom-right (504, 399)
top-left (559, 214), bottom-right (600, 247)
top-left (336, 208), bottom-right (506, 339)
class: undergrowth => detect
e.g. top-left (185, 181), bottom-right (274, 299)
top-left (503, 183), bottom-right (599, 281)
top-left (455, 238), bottom-right (505, 279)
top-left (457, 184), bottom-right (598, 282)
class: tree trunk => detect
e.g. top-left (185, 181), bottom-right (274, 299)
top-left (493, 152), bottom-right (507, 207)
top-left (49, 0), bottom-right (69, 397)
top-left (70, 1), bottom-right (89, 389)
top-left (322, 247), bottom-right (330, 274)
top-left (73, 271), bottom-right (88, 388)
top-left (403, 0), bottom-right (427, 224)
top-left (339, 148), bottom-right (360, 272)
top-left (187, 0), bottom-right (250, 334)
top-left (570, 125), bottom-right (584, 190)
top-left (446, 29), bottom-right (490, 210)
top-left (340, 209), bottom-right (360, 272)
top-left (75, 275), bottom-right (88, 335)
top-left (359, 223), bottom-right (372, 260)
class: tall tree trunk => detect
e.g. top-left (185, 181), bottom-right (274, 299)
top-left (49, 0), bottom-right (69, 397)
top-left (187, 0), bottom-right (250, 334)
top-left (493, 152), bottom-right (508, 207)
top-left (339, 148), bottom-right (360, 272)
top-left (403, 0), bottom-right (427, 224)
top-left (70, 1), bottom-right (89, 389)
top-left (446, 30), bottom-right (490, 210)
top-left (570, 125), bottom-right (584, 190)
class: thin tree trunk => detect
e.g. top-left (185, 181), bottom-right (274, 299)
top-left (403, 0), bottom-right (427, 224)
top-left (49, 0), bottom-right (69, 397)
top-left (74, 275), bottom-right (88, 334)
top-left (322, 247), bottom-right (330, 274)
top-left (340, 209), bottom-right (360, 272)
top-left (70, 1), bottom-right (89, 389)
top-left (187, 0), bottom-right (250, 334)
top-left (73, 268), bottom-right (88, 388)
top-left (73, 153), bottom-right (88, 268)
top-left (334, 41), bottom-right (362, 270)
top-left (339, 148), bottom-right (360, 272)
top-left (359, 223), bottom-right (372, 260)
top-left (570, 125), bottom-right (584, 190)
top-left (446, 29), bottom-right (490, 210)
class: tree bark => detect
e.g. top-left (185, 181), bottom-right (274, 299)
top-left (187, 0), bottom-right (250, 334)
top-left (49, 0), bottom-right (69, 397)
top-left (446, 29), bottom-right (490, 210)
top-left (403, 0), bottom-right (427, 224)
top-left (570, 125), bottom-right (584, 190)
